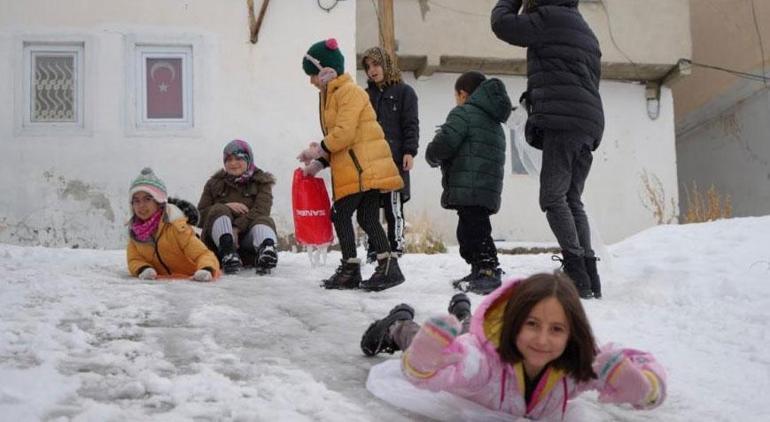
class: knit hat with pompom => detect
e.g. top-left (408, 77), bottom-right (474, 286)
top-left (303, 38), bottom-right (344, 76)
top-left (129, 167), bottom-right (168, 204)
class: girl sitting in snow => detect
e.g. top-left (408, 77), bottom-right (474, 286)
top-left (127, 167), bottom-right (219, 281)
top-left (360, 272), bottom-right (666, 420)
top-left (197, 139), bottom-right (279, 275)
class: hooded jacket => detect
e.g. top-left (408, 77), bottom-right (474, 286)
top-left (197, 167), bottom-right (277, 246)
top-left (401, 279), bottom-right (667, 419)
top-left (491, 0), bottom-right (604, 150)
top-left (127, 203), bottom-right (220, 277)
top-left (425, 78), bottom-right (512, 214)
top-left (362, 47), bottom-right (420, 202)
top-left (319, 73), bottom-right (404, 200)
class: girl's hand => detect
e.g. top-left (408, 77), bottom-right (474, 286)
top-left (192, 269), bottom-right (213, 282)
top-left (297, 142), bottom-right (327, 164)
top-left (303, 160), bottom-right (325, 177)
top-left (596, 351), bottom-right (660, 407)
top-left (138, 267), bottom-right (157, 280)
top-left (402, 154), bottom-right (414, 171)
top-left (404, 315), bottom-right (462, 376)
top-left (226, 202), bottom-right (249, 214)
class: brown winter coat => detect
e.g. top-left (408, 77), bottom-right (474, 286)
top-left (320, 73), bottom-right (403, 200)
top-left (127, 204), bottom-right (220, 277)
top-left (197, 168), bottom-right (277, 247)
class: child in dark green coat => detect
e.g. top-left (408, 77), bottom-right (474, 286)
top-left (425, 71), bottom-right (512, 294)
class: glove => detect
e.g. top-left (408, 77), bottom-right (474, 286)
top-left (138, 267), bottom-right (157, 280)
top-left (403, 315), bottom-right (462, 377)
top-left (595, 351), bottom-right (660, 407)
top-left (302, 160), bottom-right (325, 177)
top-left (192, 269), bottom-right (213, 282)
top-left (296, 142), bottom-right (327, 164)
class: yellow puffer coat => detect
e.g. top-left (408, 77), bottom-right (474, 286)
top-left (320, 73), bottom-right (403, 200)
top-left (126, 204), bottom-right (220, 278)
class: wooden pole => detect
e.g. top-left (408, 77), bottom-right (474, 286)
top-left (248, 0), bottom-right (270, 44)
top-left (378, 0), bottom-right (397, 66)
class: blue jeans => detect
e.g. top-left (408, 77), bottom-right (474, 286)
top-left (539, 130), bottom-right (595, 258)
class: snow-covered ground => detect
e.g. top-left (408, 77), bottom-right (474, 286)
top-left (1, 216), bottom-right (769, 421)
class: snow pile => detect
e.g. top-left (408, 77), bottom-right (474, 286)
top-left (1, 216), bottom-right (769, 420)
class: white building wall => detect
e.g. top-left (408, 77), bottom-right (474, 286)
top-left (0, 0), bottom-right (356, 248)
top-left (0, 1), bottom-right (678, 249)
top-left (359, 71), bottom-right (679, 244)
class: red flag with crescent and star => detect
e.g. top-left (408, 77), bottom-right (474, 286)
top-left (146, 58), bottom-right (183, 119)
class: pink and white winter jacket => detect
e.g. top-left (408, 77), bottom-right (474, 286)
top-left (401, 280), bottom-right (667, 420)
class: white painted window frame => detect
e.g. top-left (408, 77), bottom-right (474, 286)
top-left (14, 37), bottom-right (91, 136)
top-left (125, 34), bottom-right (202, 137)
top-left (136, 46), bottom-right (193, 127)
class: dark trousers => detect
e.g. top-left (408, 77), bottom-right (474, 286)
top-left (456, 206), bottom-right (498, 268)
top-left (539, 130), bottom-right (594, 257)
top-left (366, 191), bottom-right (406, 255)
top-left (383, 191), bottom-right (406, 253)
top-left (331, 190), bottom-right (390, 260)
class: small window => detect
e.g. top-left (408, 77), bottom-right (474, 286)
top-left (22, 43), bottom-right (84, 129)
top-left (135, 45), bottom-right (193, 128)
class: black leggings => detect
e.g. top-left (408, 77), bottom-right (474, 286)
top-left (331, 190), bottom-right (390, 259)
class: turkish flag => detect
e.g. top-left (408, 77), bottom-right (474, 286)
top-left (146, 58), bottom-right (183, 119)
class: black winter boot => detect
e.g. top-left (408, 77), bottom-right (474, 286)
top-left (255, 239), bottom-right (278, 274)
top-left (322, 258), bottom-right (362, 289)
top-left (360, 304), bottom-right (414, 356)
top-left (556, 252), bottom-right (593, 299)
top-left (464, 266), bottom-right (502, 295)
top-left (218, 234), bottom-right (242, 274)
top-left (360, 253), bottom-right (405, 291)
top-left (448, 293), bottom-right (472, 323)
top-left (451, 264), bottom-right (479, 289)
top-left (585, 256), bottom-right (602, 299)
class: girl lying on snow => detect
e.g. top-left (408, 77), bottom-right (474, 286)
top-left (361, 272), bottom-right (666, 420)
top-left (126, 167), bottom-right (219, 281)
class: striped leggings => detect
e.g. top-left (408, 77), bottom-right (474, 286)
top-left (332, 190), bottom-right (389, 260)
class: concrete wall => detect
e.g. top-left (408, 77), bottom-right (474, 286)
top-left (0, 0), bottom-right (681, 248)
top-left (673, 0), bottom-right (770, 217)
top-left (363, 71), bottom-right (679, 244)
top-left (0, 0), bottom-right (356, 248)
top-left (357, 0), bottom-right (691, 69)
top-left (677, 89), bottom-right (770, 218)
top-left (674, 0), bottom-right (770, 122)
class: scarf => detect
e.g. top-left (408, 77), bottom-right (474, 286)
top-left (131, 208), bottom-right (163, 242)
top-left (223, 139), bottom-right (257, 184)
top-left (361, 46), bottom-right (402, 89)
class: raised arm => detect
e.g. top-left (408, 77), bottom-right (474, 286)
top-left (402, 316), bottom-right (494, 395)
top-left (491, 0), bottom-right (542, 47)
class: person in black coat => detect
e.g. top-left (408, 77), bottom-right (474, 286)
top-left (361, 47), bottom-right (420, 263)
top-left (491, 0), bottom-right (603, 299)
